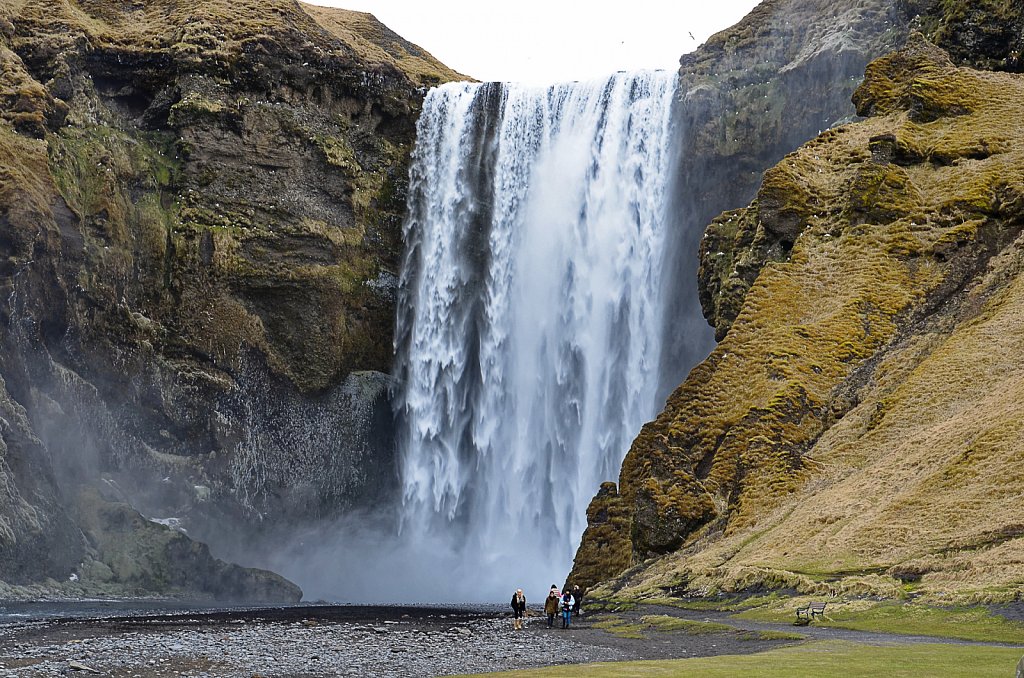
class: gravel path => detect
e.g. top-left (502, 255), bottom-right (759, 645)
top-left (632, 605), bottom-right (1024, 649)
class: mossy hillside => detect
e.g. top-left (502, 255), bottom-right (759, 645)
top-left (665, 43), bottom-right (1024, 602)
top-left (663, 238), bottom-right (1024, 604)
top-left (7, 0), bottom-right (458, 82)
top-left (569, 482), bottom-right (633, 594)
top-left (571, 36), bottom-right (1024, 601)
top-left (300, 3), bottom-right (466, 86)
top-left (903, 0), bottom-right (1024, 72)
top-left (633, 129), bottom-right (951, 545)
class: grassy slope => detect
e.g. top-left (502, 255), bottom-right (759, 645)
top-left (588, 35), bottom-right (1024, 604)
top-left (301, 2), bottom-right (466, 85)
top-left (4, 0), bottom-right (460, 84)
top-left (735, 600), bottom-right (1024, 643)
top-left (8, 0), bottom-right (332, 54)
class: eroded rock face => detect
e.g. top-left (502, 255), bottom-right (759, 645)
top-left (0, 0), bottom-right (459, 598)
top-left (572, 15), bottom-right (1024, 602)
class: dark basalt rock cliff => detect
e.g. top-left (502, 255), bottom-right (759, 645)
top-left (0, 0), bottom-right (459, 600)
top-left (571, 0), bottom-right (1024, 604)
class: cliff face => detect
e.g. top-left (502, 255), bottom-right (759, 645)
top-left (572, 2), bottom-right (1024, 604)
top-left (658, 0), bottom-right (907, 403)
top-left (575, 0), bottom-right (915, 591)
top-left (0, 0), bottom-right (459, 599)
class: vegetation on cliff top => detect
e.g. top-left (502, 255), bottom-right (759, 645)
top-left (2, 0), bottom-right (461, 85)
top-left (302, 3), bottom-right (465, 85)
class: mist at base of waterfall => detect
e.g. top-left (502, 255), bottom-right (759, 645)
top-left (262, 513), bottom-right (569, 604)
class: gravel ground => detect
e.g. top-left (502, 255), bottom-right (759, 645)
top-left (0, 606), bottom-right (637, 677)
top-left (2, 606), bottom-right (1022, 678)
top-left (0, 618), bottom-right (629, 677)
top-left (10, 600), bottom-right (980, 677)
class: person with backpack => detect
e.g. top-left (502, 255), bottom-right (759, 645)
top-left (510, 588), bottom-right (527, 630)
top-left (560, 588), bottom-right (575, 629)
top-left (544, 585), bottom-right (560, 628)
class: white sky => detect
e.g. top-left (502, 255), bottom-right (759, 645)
top-left (309, 1), bottom-right (763, 84)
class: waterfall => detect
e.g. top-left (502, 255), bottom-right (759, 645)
top-left (393, 71), bottom-right (680, 599)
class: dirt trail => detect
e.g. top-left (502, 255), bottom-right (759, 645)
top-left (619, 604), bottom-right (1024, 649)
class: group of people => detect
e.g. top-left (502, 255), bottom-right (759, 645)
top-left (509, 584), bottom-right (584, 630)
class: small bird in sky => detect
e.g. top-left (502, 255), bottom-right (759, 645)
top-left (689, 31), bottom-right (695, 40)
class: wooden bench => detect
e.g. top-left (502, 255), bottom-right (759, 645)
top-left (794, 601), bottom-right (827, 625)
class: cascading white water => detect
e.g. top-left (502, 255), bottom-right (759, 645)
top-left (394, 71), bottom-right (679, 598)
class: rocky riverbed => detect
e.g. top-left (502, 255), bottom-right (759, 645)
top-left (0, 603), bottom-right (791, 677)
top-left (6, 600), bottom-right (1013, 677)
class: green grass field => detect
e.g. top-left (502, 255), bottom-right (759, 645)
top-left (734, 601), bottom-right (1024, 644)
top-left (459, 641), bottom-right (1023, 677)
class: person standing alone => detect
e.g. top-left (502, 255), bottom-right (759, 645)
top-left (511, 589), bottom-right (527, 630)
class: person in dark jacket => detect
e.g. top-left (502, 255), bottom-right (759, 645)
top-left (544, 586), bottom-right (560, 628)
top-left (511, 589), bottom-right (527, 630)
top-left (572, 584), bottom-right (584, 616)
top-left (560, 589), bottom-right (575, 628)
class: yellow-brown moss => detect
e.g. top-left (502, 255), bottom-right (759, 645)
top-left (300, 3), bottom-right (467, 86)
top-left (567, 482), bottom-right (634, 591)
top-left (7, 0), bottom-right (462, 87)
